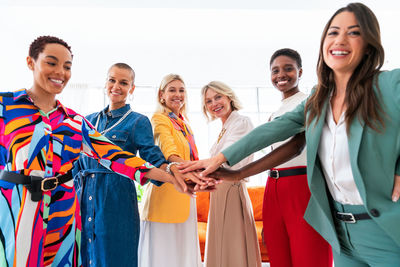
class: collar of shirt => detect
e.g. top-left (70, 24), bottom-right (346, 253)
top-left (100, 104), bottom-right (131, 119)
top-left (14, 89), bottom-right (71, 117)
top-left (281, 91), bottom-right (306, 105)
top-left (223, 110), bottom-right (239, 129)
top-left (326, 93), bottom-right (346, 130)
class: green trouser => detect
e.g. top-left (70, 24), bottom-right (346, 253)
top-left (332, 201), bottom-right (400, 267)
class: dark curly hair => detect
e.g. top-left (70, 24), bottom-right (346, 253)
top-left (270, 48), bottom-right (302, 68)
top-left (29, 36), bottom-right (73, 60)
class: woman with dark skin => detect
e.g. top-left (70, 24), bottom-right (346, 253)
top-left (256, 49), bottom-right (331, 267)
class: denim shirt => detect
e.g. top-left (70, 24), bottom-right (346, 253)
top-left (73, 104), bottom-right (167, 267)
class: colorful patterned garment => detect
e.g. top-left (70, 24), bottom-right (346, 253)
top-left (0, 89), bottom-right (154, 267)
top-left (167, 112), bottom-right (199, 161)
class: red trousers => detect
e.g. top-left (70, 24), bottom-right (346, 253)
top-left (262, 166), bottom-right (333, 267)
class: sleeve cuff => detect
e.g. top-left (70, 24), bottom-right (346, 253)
top-left (137, 162), bottom-right (155, 186)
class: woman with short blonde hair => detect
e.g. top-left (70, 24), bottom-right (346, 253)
top-left (201, 80), bottom-right (242, 121)
top-left (201, 81), bottom-right (261, 267)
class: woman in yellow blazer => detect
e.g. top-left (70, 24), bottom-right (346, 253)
top-left (139, 74), bottom-right (202, 267)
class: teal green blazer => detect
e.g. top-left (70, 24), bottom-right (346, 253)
top-left (223, 69), bottom-right (400, 252)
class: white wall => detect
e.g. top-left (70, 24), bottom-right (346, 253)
top-left (1, 1), bottom-right (399, 185)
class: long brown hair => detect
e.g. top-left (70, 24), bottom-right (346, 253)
top-left (305, 3), bottom-right (385, 132)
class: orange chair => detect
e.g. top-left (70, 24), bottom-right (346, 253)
top-left (196, 186), bottom-right (269, 262)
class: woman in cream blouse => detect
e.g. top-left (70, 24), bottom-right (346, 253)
top-left (202, 81), bottom-right (261, 267)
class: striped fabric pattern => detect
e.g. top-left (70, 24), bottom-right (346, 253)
top-left (167, 112), bottom-right (199, 161)
top-left (0, 89), bottom-right (153, 266)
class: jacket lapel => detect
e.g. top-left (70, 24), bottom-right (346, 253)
top-left (348, 118), bottom-right (367, 200)
top-left (306, 101), bottom-right (328, 182)
top-left (305, 101), bottom-right (341, 251)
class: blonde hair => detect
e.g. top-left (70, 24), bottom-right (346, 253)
top-left (156, 74), bottom-right (188, 118)
top-left (201, 81), bottom-right (242, 121)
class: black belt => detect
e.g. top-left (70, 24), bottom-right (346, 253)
top-left (0, 169), bottom-right (73, 202)
top-left (335, 211), bottom-right (371, 223)
top-left (269, 167), bottom-right (307, 179)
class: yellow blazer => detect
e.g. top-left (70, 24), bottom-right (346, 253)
top-left (140, 111), bottom-right (192, 223)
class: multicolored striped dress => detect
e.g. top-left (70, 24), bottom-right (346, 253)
top-left (0, 89), bottom-right (153, 267)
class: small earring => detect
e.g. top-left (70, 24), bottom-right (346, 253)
top-left (128, 94), bottom-right (134, 102)
top-left (160, 99), bottom-right (165, 104)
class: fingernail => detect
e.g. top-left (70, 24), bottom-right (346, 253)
top-left (393, 195), bottom-right (399, 202)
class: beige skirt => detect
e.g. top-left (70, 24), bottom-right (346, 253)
top-left (205, 180), bottom-right (261, 267)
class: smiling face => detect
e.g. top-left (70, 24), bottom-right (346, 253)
top-left (322, 11), bottom-right (367, 77)
top-left (27, 43), bottom-right (72, 96)
top-left (204, 88), bottom-right (232, 123)
top-left (106, 66), bottom-right (135, 110)
top-left (160, 79), bottom-right (186, 115)
top-left (270, 55), bottom-right (302, 99)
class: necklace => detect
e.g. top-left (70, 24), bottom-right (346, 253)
top-left (95, 109), bottom-right (133, 135)
top-left (217, 128), bottom-right (226, 144)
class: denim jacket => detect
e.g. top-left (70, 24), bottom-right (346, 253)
top-left (73, 104), bottom-right (167, 267)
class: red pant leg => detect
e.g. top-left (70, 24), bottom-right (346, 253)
top-left (278, 171), bottom-right (333, 267)
top-left (263, 178), bottom-right (293, 267)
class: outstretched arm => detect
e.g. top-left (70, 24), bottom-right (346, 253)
top-left (179, 101), bottom-right (306, 177)
top-left (210, 132), bottom-right (305, 181)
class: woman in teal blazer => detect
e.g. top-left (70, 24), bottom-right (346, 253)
top-left (182, 3), bottom-right (400, 266)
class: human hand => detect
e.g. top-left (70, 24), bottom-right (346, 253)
top-left (170, 164), bottom-right (213, 190)
top-left (392, 174), bottom-right (400, 202)
top-left (184, 179), bottom-right (218, 193)
top-left (168, 172), bottom-right (196, 197)
top-left (209, 167), bottom-right (242, 181)
top-left (178, 153), bottom-right (227, 177)
top-left (170, 163), bottom-right (219, 197)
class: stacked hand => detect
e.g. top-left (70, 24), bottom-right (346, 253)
top-left (169, 162), bottom-right (221, 196)
top-left (178, 153), bottom-right (226, 178)
top-left (176, 154), bottom-right (234, 192)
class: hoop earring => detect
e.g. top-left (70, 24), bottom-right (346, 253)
top-left (128, 94), bottom-right (134, 102)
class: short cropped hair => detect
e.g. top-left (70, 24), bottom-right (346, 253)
top-left (29, 36), bottom-right (72, 60)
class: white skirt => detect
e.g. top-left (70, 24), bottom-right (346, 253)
top-left (138, 197), bottom-right (202, 267)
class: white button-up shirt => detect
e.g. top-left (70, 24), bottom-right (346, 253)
top-left (318, 102), bottom-right (364, 205)
top-left (270, 91), bottom-right (308, 168)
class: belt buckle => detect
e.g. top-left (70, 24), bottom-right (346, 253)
top-left (41, 177), bottom-right (59, 191)
top-left (269, 170), bottom-right (279, 179)
top-left (337, 212), bottom-right (356, 223)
